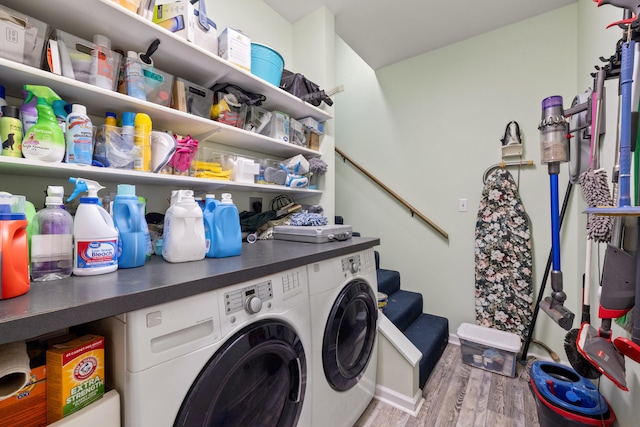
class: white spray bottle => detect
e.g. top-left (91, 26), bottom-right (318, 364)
top-left (67, 177), bottom-right (118, 275)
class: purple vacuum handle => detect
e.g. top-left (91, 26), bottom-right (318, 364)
top-left (618, 40), bottom-right (634, 207)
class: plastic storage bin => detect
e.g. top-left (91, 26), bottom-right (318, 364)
top-left (457, 323), bottom-right (521, 377)
top-left (190, 147), bottom-right (234, 180)
top-left (0, 5), bottom-right (49, 68)
top-left (53, 30), bottom-right (122, 91)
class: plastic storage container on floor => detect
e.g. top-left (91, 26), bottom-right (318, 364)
top-left (112, 184), bottom-right (145, 269)
top-left (456, 323), bottom-right (521, 377)
top-left (31, 186), bottom-right (73, 281)
top-left (162, 190), bottom-right (206, 263)
top-left (209, 193), bottom-right (242, 258)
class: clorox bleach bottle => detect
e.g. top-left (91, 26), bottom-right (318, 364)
top-left (67, 177), bottom-right (118, 275)
top-left (162, 190), bottom-right (206, 263)
top-left (112, 184), bottom-right (145, 269)
top-left (211, 193), bottom-right (242, 258)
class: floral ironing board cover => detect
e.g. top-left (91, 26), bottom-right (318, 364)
top-left (475, 168), bottom-right (533, 338)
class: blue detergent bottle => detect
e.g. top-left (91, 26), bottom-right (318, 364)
top-left (203, 194), bottom-right (218, 258)
top-left (211, 193), bottom-right (242, 258)
top-left (112, 184), bottom-right (145, 268)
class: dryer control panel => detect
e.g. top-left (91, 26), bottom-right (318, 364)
top-left (342, 254), bottom-right (361, 274)
top-left (224, 281), bottom-right (273, 315)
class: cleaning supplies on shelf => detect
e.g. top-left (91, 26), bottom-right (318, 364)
top-left (90, 34), bottom-right (116, 90)
top-left (138, 196), bottom-right (153, 260)
top-left (20, 89), bottom-right (38, 136)
top-left (125, 51), bottom-right (147, 101)
top-left (65, 104), bottom-right (93, 165)
top-left (0, 84), bottom-right (6, 107)
top-left (67, 177), bottom-right (118, 276)
top-left (162, 189), bottom-right (206, 263)
top-left (0, 192), bottom-right (30, 299)
top-left (209, 193), bottom-right (242, 258)
top-left (0, 105), bottom-right (23, 158)
top-left (30, 186), bottom-right (73, 281)
top-left (134, 113), bottom-right (152, 171)
top-left (203, 194), bottom-right (217, 258)
top-left (20, 86), bottom-right (65, 163)
top-left (112, 184), bottom-right (146, 269)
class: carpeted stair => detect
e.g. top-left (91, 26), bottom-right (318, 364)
top-left (375, 252), bottom-right (449, 389)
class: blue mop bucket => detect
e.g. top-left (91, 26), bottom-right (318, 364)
top-left (251, 43), bottom-right (284, 86)
top-left (528, 361), bottom-right (615, 426)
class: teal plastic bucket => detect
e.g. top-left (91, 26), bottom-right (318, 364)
top-left (251, 43), bottom-right (284, 86)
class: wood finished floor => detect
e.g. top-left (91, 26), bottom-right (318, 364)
top-left (355, 343), bottom-right (541, 427)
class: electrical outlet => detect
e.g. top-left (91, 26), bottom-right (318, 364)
top-left (458, 198), bottom-right (468, 212)
top-left (249, 197), bottom-right (263, 213)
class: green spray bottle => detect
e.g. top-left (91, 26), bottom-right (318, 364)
top-left (21, 85), bottom-right (65, 163)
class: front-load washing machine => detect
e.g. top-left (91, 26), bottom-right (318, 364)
top-left (91, 266), bottom-right (312, 427)
top-left (307, 248), bottom-right (378, 427)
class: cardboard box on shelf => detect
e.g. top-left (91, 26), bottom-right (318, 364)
top-left (0, 341), bottom-right (47, 427)
top-left (153, 0), bottom-right (218, 56)
top-left (218, 27), bottom-right (251, 71)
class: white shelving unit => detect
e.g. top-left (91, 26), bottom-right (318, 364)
top-left (0, 0), bottom-right (330, 198)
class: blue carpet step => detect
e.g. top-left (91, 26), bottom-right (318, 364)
top-left (404, 313), bottom-right (449, 388)
top-left (383, 290), bottom-right (423, 332)
top-left (377, 268), bottom-right (401, 295)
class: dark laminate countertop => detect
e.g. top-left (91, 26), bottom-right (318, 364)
top-left (0, 237), bottom-right (380, 345)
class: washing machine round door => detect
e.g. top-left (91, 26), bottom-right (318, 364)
top-left (174, 319), bottom-right (306, 427)
top-left (322, 280), bottom-right (377, 391)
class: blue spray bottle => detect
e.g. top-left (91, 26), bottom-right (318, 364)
top-left (112, 184), bottom-right (145, 268)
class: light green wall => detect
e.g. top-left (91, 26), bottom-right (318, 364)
top-left (335, 0), bottom-right (639, 421)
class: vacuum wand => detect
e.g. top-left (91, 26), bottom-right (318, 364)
top-left (538, 96), bottom-right (575, 331)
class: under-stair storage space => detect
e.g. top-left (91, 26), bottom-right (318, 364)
top-left (375, 252), bottom-right (449, 389)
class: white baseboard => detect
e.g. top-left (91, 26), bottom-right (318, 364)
top-left (373, 384), bottom-right (424, 417)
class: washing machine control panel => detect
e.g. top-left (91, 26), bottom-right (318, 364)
top-left (342, 254), bottom-right (361, 275)
top-left (224, 281), bottom-right (273, 315)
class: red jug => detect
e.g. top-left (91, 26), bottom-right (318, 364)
top-left (0, 194), bottom-right (30, 299)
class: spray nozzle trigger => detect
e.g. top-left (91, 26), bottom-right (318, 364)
top-left (67, 177), bottom-right (105, 202)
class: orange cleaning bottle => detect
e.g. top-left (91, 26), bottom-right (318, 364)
top-left (0, 193), bottom-right (30, 299)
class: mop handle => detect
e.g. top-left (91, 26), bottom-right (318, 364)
top-left (550, 173), bottom-right (561, 271)
top-left (618, 39), bottom-right (635, 207)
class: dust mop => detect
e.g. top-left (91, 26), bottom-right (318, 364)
top-left (537, 95), bottom-right (575, 331)
top-left (578, 35), bottom-right (638, 392)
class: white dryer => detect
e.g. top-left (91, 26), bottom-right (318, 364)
top-left (307, 248), bottom-right (378, 427)
top-left (91, 267), bottom-right (312, 427)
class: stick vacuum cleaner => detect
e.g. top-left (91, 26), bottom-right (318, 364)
top-left (538, 96), bottom-right (575, 331)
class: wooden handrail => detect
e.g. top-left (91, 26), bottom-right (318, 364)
top-left (335, 147), bottom-right (449, 240)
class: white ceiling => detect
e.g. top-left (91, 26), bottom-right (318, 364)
top-left (264, 0), bottom-right (577, 69)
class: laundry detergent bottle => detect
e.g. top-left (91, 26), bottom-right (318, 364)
top-left (67, 177), bottom-right (118, 275)
top-left (30, 186), bottom-right (74, 281)
top-left (162, 190), bottom-right (206, 263)
top-left (0, 193), bottom-right (30, 299)
top-left (112, 184), bottom-right (145, 269)
top-left (203, 194), bottom-right (218, 258)
top-left (211, 193), bottom-right (242, 258)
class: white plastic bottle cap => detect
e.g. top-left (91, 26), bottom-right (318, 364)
top-left (71, 104), bottom-right (87, 115)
